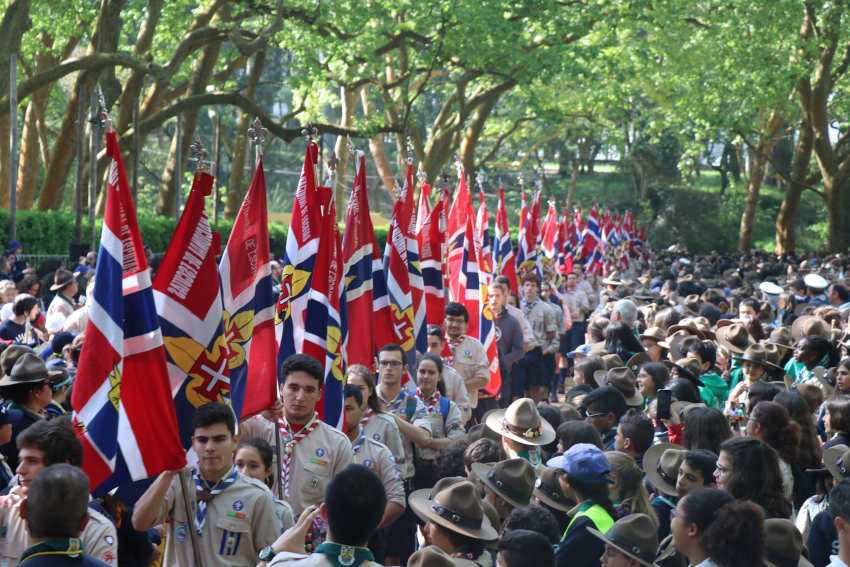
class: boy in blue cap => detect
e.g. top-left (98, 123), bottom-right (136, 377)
top-left (547, 443), bottom-right (617, 567)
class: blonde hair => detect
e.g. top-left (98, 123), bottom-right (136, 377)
top-left (606, 451), bottom-right (658, 528)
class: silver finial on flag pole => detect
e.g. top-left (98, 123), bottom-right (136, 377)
top-left (190, 138), bottom-right (212, 174)
top-left (248, 118), bottom-right (268, 164)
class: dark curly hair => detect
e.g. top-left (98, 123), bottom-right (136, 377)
top-left (702, 500), bottom-right (765, 567)
top-left (719, 437), bottom-right (791, 518)
top-left (749, 401), bottom-right (801, 465)
top-left (683, 406), bottom-right (733, 455)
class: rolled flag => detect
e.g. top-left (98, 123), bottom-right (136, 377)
top-left (494, 186), bottom-right (518, 293)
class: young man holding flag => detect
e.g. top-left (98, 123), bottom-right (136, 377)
top-left (488, 282), bottom-right (525, 407)
top-left (133, 403), bottom-right (280, 567)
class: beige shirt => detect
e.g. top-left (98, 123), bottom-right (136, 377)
top-left (442, 365), bottom-right (471, 423)
top-left (521, 299), bottom-right (558, 350)
top-left (157, 470), bottom-right (279, 567)
top-left (505, 303), bottom-right (533, 350)
top-left (361, 412), bottom-right (405, 472)
top-left (376, 388), bottom-right (431, 479)
top-left (240, 416), bottom-right (354, 516)
top-left (560, 288), bottom-right (591, 321)
top-left (269, 549), bottom-right (382, 567)
top-left (0, 486), bottom-right (118, 566)
top-left (274, 499), bottom-right (295, 533)
top-left (352, 432), bottom-right (406, 509)
top-left (578, 279), bottom-right (598, 310)
top-left (447, 336), bottom-right (489, 408)
top-left (415, 397), bottom-right (465, 461)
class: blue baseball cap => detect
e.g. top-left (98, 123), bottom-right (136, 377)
top-left (567, 344), bottom-right (592, 359)
top-left (547, 443), bottom-right (612, 484)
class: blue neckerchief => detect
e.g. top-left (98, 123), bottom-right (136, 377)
top-left (193, 465), bottom-right (239, 535)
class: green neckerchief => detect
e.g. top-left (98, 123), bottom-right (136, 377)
top-left (516, 447), bottom-right (542, 468)
top-left (20, 538), bottom-right (83, 563)
top-left (314, 542), bottom-right (375, 567)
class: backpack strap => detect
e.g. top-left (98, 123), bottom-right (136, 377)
top-left (439, 396), bottom-right (450, 424)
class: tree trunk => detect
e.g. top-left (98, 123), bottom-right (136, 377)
top-left (360, 86), bottom-right (396, 198)
top-left (459, 90), bottom-right (503, 173)
top-left (0, 0), bottom-right (32, 207)
top-left (775, 121), bottom-right (813, 254)
top-left (224, 50), bottom-right (266, 219)
top-left (16, 47), bottom-right (55, 209)
top-left (738, 110), bottom-right (783, 251)
top-left (566, 153), bottom-right (579, 212)
top-left (333, 85), bottom-right (357, 221)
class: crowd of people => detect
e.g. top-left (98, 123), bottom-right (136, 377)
top-left (6, 238), bottom-right (850, 567)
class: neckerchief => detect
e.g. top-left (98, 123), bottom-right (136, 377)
top-left (314, 542), bottom-right (375, 567)
top-left (359, 408), bottom-right (373, 430)
top-left (417, 388), bottom-right (440, 414)
top-left (19, 538), bottom-right (84, 563)
top-left (382, 388), bottom-right (409, 416)
top-left (445, 334), bottom-right (465, 367)
top-left (279, 412), bottom-right (320, 498)
top-left (351, 428), bottom-right (367, 455)
top-left (516, 447), bottom-right (542, 467)
top-left (193, 465), bottom-right (239, 535)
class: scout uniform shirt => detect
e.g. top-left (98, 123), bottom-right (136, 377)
top-left (0, 485), bottom-right (118, 566)
top-left (445, 335), bottom-right (489, 409)
top-left (156, 468), bottom-right (279, 567)
top-left (350, 429), bottom-right (406, 511)
top-left (360, 410), bottom-right (405, 472)
top-left (521, 298), bottom-right (558, 351)
top-left (240, 414), bottom-right (354, 517)
top-left (17, 538), bottom-right (106, 567)
top-left (376, 388), bottom-right (431, 480)
top-left (441, 365), bottom-right (472, 423)
top-left (415, 391), bottom-right (465, 462)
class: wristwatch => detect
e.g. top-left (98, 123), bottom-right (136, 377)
top-left (258, 545), bottom-right (276, 562)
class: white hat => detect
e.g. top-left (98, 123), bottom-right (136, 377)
top-left (804, 273), bottom-right (829, 290)
top-left (759, 281), bottom-right (784, 296)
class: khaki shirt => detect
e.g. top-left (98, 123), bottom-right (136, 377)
top-left (447, 336), bottom-right (490, 409)
top-left (0, 486), bottom-right (118, 566)
top-left (442, 365), bottom-right (471, 423)
top-left (521, 299), bottom-right (558, 350)
top-left (415, 398), bottom-right (465, 461)
top-left (269, 549), bottom-right (383, 567)
top-left (274, 499), bottom-right (295, 533)
top-left (361, 412), bottom-right (405, 472)
top-left (240, 417), bottom-right (354, 516)
top-left (376, 388), bottom-right (431, 479)
top-left (560, 288), bottom-right (591, 321)
top-left (352, 434), bottom-right (405, 509)
top-left (157, 471), bottom-right (280, 567)
top-left (505, 303), bottom-right (534, 350)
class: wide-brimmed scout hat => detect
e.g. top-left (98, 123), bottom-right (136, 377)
top-left (603, 271), bottom-right (626, 286)
top-left (643, 443), bottom-right (686, 497)
top-left (49, 268), bottom-right (80, 291)
top-left (588, 513), bottom-right (659, 567)
top-left (791, 315), bottom-right (830, 341)
top-left (0, 353), bottom-right (56, 388)
top-left (734, 344), bottom-right (783, 372)
top-left (640, 327), bottom-right (666, 343)
top-left (663, 332), bottom-right (700, 361)
top-left (763, 518), bottom-right (813, 567)
top-left (408, 546), bottom-right (455, 567)
top-left (715, 323), bottom-right (754, 354)
top-left (823, 444), bottom-right (850, 481)
top-left (533, 467), bottom-right (575, 512)
top-left (485, 398), bottom-right (556, 446)
top-left (0, 344), bottom-right (34, 376)
top-left (409, 480), bottom-right (499, 541)
top-left (667, 320), bottom-right (705, 340)
top-left (472, 458), bottom-right (536, 509)
top-left (626, 353), bottom-right (651, 374)
top-left (766, 327), bottom-right (794, 351)
top-left (600, 367), bottom-right (644, 407)
top-left (669, 357), bottom-right (704, 387)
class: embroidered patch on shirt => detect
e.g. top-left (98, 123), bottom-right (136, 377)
top-left (315, 448), bottom-right (326, 457)
top-left (227, 511), bottom-right (247, 520)
top-left (232, 500), bottom-right (244, 512)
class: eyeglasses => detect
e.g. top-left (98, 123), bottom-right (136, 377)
top-left (715, 464), bottom-right (730, 475)
top-left (580, 408), bottom-right (608, 419)
top-left (378, 360), bottom-right (403, 368)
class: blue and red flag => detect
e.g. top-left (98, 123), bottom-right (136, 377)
top-left (277, 143), bottom-right (321, 365)
top-left (475, 189), bottom-right (492, 275)
top-left (417, 198), bottom-right (446, 326)
top-left (415, 178), bottom-right (432, 235)
top-left (447, 168), bottom-right (472, 299)
top-left (400, 163), bottom-right (427, 356)
top-left (153, 166), bottom-right (228, 448)
top-left (384, 187), bottom-right (416, 356)
top-left (458, 215), bottom-right (481, 338)
top-left (494, 186), bottom-right (518, 293)
top-left (342, 152), bottom-right (395, 367)
top-left (219, 158), bottom-right (278, 419)
top-left (72, 130), bottom-right (185, 490)
top-left (302, 186), bottom-right (346, 427)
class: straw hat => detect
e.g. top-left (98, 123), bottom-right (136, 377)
top-left (588, 514), bottom-right (659, 567)
top-left (791, 315), bottom-right (830, 341)
top-left (533, 467), bottom-right (575, 513)
top-left (472, 458), bottom-right (537, 508)
top-left (485, 398), bottom-right (556, 446)
top-left (643, 443), bottom-right (686, 497)
top-left (409, 481), bottom-right (499, 541)
top-left (715, 323), bottom-right (754, 354)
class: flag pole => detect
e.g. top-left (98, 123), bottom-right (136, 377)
top-left (178, 469), bottom-right (206, 567)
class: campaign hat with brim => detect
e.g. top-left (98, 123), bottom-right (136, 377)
top-left (669, 357), bottom-right (704, 387)
top-left (602, 367), bottom-right (644, 407)
top-left (626, 352), bottom-right (651, 373)
top-left (733, 344), bottom-right (783, 372)
top-left (408, 546), bottom-right (455, 567)
top-left (472, 459), bottom-right (536, 509)
top-left (824, 445), bottom-right (850, 481)
top-left (667, 321), bottom-right (705, 340)
top-left (639, 327), bottom-right (666, 343)
top-left (715, 323), bottom-right (754, 354)
top-left (0, 344), bottom-right (34, 377)
top-left (409, 481), bottom-right (499, 541)
top-left (484, 398), bottom-right (556, 446)
top-left (0, 353), bottom-right (50, 387)
top-left (791, 315), bottom-right (830, 341)
top-left (587, 513), bottom-right (659, 567)
top-left (643, 443), bottom-right (685, 497)
top-left (667, 333), bottom-right (701, 362)
top-left (533, 467), bottom-right (575, 512)
top-left (767, 327), bottom-right (794, 351)
top-left (49, 269), bottom-right (80, 291)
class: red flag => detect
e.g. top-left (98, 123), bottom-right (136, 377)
top-left (415, 180), bottom-right (432, 235)
top-left (494, 186), bottom-right (518, 293)
top-left (475, 190), bottom-right (492, 275)
top-left (540, 201), bottom-right (559, 259)
top-left (418, 199), bottom-right (446, 326)
top-left (342, 153), bottom-right (395, 367)
top-left (459, 215), bottom-right (480, 338)
top-left (447, 170), bottom-right (472, 301)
